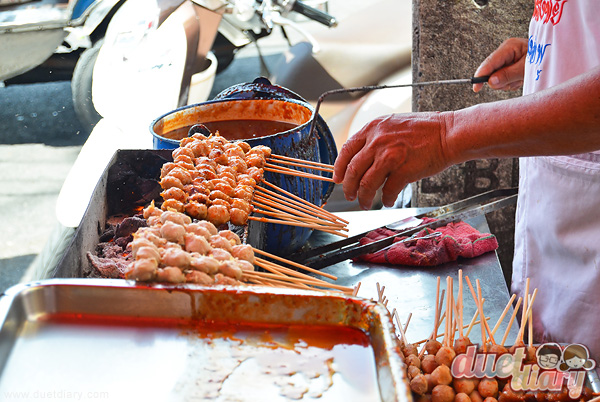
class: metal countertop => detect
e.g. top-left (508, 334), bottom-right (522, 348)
top-left (305, 208), bottom-right (519, 346)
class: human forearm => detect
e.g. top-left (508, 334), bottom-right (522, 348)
top-left (445, 66), bottom-right (600, 164)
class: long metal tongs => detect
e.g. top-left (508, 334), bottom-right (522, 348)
top-left (307, 76), bottom-right (490, 137)
top-left (289, 187), bottom-right (518, 269)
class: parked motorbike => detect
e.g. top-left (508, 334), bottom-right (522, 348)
top-left (0, 0), bottom-right (335, 130)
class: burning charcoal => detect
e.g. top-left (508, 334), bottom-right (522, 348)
top-left (99, 226), bottom-right (116, 243)
top-left (96, 242), bottom-right (124, 259)
top-left (115, 216), bottom-right (147, 238)
top-left (115, 235), bottom-right (133, 249)
top-left (86, 252), bottom-right (128, 279)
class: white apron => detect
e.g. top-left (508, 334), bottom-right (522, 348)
top-left (512, 0), bottom-right (600, 359)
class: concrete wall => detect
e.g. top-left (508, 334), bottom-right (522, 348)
top-left (412, 0), bottom-right (533, 282)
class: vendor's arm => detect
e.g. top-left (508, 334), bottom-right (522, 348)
top-left (333, 60), bottom-right (600, 209)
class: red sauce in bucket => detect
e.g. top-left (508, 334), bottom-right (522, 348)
top-left (162, 120), bottom-right (299, 141)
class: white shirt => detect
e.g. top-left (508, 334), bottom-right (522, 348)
top-left (513, 0), bottom-right (600, 359)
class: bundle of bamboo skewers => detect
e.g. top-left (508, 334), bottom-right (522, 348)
top-left (359, 274), bottom-right (600, 402)
top-left (158, 131), bottom-right (348, 237)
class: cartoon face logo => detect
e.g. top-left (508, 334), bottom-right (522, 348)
top-left (559, 344), bottom-right (596, 372)
top-left (536, 343), bottom-right (562, 369)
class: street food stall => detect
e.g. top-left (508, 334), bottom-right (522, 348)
top-left (0, 81), bottom-right (598, 401)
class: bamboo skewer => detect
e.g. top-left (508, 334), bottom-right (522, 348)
top-left (255, 257), bottom-right (333, 284)
top-left (252, 195), bottom-right (346, 228)
top-left (253, 190), bottom-right (341, 227)
top-left (465, 276), bottom-right (487, 350)
top-left (516, 288), bottom-right (538, 345)
top-left (352, 282), bottom-right (361, 296)
top-left (518, 278), bottom-right (531, 345)
top-left (265, 160), bottom-right (334, 173)
top-left (403, 312), bottom-right (413, 335)
top-left (259, 181), bottom-right (349, 224)
top-left (264, 166), bottom-right (335, 183)
top-left (270, 154), bottom-right (334, 170)
top-left (414, 316), bottom-right (491, 346)
top-left (248, 216), bottom-right (348, 237)
top-left (251, 205), bottom-right (344, 229)
top-left (420, 284), bottom-right (444, 358)
top-left (252, 247), bottom-right (337, 280)
top-left (395, 310), bottom-right (410, 346)
top-left (476, 279), bottom-right (496, 345)
top-left (246, 269), bottom-right (353, 293)
top-left (528, 294), bottom-right (534, 348)
top-left (491, 294), bottom-right (517, 337)
top-left (250, 205), bottom-right (347, 237)
top-left (501, 296), bottom-right (522, 346)
top-left (458, 270), bottom-right (464, 338)
top-left (465, 298), bottom-right (485, 337)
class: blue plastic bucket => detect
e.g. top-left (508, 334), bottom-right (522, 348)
top-left (150, 80), bottom-right (338, 255)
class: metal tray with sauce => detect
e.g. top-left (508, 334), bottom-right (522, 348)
top-left (0, 279), bottom-right (411, 402)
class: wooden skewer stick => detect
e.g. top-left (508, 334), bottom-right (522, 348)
top-left (518, 278), bottom-right (530, 345)
top-left (528, 294), bottom-right (534, 348)
top-left (403, 312), bottom-right (413, 335)
top-left (444, 276), bottom-right (452, 348)
top-left (449, 278), bottom-right (455, 347)
top-left (248, 216), bottom-right (348, 237)
top-left (432, 277), bottom-right (441, 341)
top-left (254, 191), bottom-right (341, 226)
top-left (414, 316), bottom-right (491, 346)
top-left (248, 269), bottom-right (352, 293)
top-left (244, 270), bottom-right (314, 290)
top-left (476, 279), bottom-right (496, 345)
top-left (252, 195), bottom-right (346, 228)
top-left (491, 294), bottom-right (517, 337)
top-left (264, 166), bottom-right (335, 183)
top-left (255, 258), bottom-right (335, 285)
top-left (352, 282), bottom-right (361, 296)
top-left (259, 181), bottom-right (349, 224)
top-left (516, 288), bottom-right (538, 345)
top-left (256, 185), bottom-right (348, 226)
top-left (265, 160), bottom-right (334, 173)
top-left (245, 273), bottom-right (321, 291)
top-left (244, 269), bottom-right (340, 292)
top-left (270, 154), bottom-right (334, 169)
top-left (394, 310), bottom-right (410, 346)
top-left (420, 284), bottom-right (444, 358)
top-left (465, 298), bottom-right (485, 337)
top-left (458, 270), bottom-right (464, 338)
top-left (251, 205), bottom-right (346, 231)
top-left (501, 296), bottom-right (522, 346)
top-left (465, 276), bottom-right (487, 350)
top-left (252, 247), bottom-right (338, 280)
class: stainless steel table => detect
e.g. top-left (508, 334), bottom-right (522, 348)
top-left (305, 208), bottom-right (520, 346)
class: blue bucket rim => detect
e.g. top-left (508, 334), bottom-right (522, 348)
top-left (149, 97), bottom-right (318, 146)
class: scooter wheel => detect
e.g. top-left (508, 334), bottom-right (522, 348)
top-left (72, 39), bottom-right (104, 133)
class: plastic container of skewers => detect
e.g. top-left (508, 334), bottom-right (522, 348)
top-left (389, 273), bottom-right (600, 402)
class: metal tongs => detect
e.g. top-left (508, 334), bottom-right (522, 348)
top-left (308, 76), bottom-right (490, 137)
top-left (289, 187), bottom-right (518, 268)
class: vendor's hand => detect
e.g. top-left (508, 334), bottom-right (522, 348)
top-left (333, 112), bottom-right (453, 210)
top-left (473, 38), bottom-right (528, 92)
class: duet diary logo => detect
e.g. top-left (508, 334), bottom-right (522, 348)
top-left (450, 344), bottom-right (595, 399)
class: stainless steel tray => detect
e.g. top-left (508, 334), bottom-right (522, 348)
top-left (0, 279), bottom-right (411, 402)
